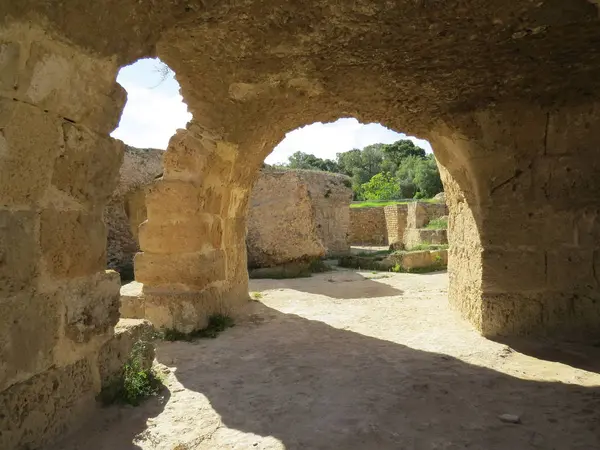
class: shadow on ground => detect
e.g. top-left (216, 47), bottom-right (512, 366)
top-left (493, 335), bottom-right (600, 375)
top-left (51, 382), bottom-right (171, 450)
top-left (155, 303), bottom-right (600, 450)
top-left (249, 270), bottom-right (404, 299)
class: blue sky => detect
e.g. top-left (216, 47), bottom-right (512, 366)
top-left (111, 58), bottom-right (432, 163)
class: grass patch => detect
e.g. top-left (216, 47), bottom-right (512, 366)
top-left (99, 341), bottom-right (162, 406)
top-left (350, 200), bottom-right (408, 209)
top-left (309, 259), bottom-right (333, 273)
top-left (161, 314), bottom-right (235, 342)
top-left (251, 291), bottom-right (263, 301)
top-left (406, 243), bottom-right (448, 251)
top-left (426, 217), bottom-right (448, 229)
top-left (391, 262), bottom-right (446, 274)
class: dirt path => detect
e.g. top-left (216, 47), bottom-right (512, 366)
top-left (58, 269), bottom-right (600, 449)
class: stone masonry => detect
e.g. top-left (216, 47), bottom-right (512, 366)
top-left (4, 2), bottom-right (600, 448)
top-left (105, 146), bottom-right (163, 280)
top-left (247, 169), bottom-right (352, 268)
top-left (348, 207), bottom-right (387, 245)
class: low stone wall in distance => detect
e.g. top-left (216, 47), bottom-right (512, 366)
top-left (349, 207), bottom-right (387, 245)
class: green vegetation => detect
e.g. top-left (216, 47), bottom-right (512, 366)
top-left (161, 314), bottom-right (235, 341)
top-left (350, 200), bottom-right (407, 208)
top-left (406, 243), bottom-right (448, 251)
top-left (309, 259), bottom-right (333, 273)
top-left (426, 217), bottom-right (448, 229)
top-left (99, 340), bottom-right (162, 406)
top-left (251, 291), bottom-right (263, 301)
top-left (391, 262), bottom-right (445, 274)
top-left (266, 139), bottom-right (443, 201)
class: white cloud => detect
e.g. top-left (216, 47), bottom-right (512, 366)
top-left (112, 59), bottom-right (432, 161)
top-left (110, 58), bottom-right (192, 149)
top-left (265, 118), bottom-right (432, 164)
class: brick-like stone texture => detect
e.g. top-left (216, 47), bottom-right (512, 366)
top-left (349, 207), bottom-right (387, 245)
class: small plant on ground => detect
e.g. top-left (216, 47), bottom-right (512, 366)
top-left (426, 217), bottom-right (448, 229)
top-left (99, 340), bottom-right (162, 406)
top-left (309, 259), bottom-right (333, 273)
top-left (161, 313), bottom-right (235, 342)
top-left (251, 291), bottom-right (263, 301)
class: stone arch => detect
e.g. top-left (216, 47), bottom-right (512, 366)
top-left (3, 1), bottom-right (600, 447)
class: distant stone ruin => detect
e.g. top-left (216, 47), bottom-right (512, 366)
top-left (6, 3), bottom-right (600, 446)
top-left (349, 201), bottom-right (448, 250)
top-left (247, 169), bottom-right (353, 275)
top-left (105, 146), bottom-right (163, 280)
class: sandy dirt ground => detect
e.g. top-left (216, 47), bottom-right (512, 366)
top-left (57, 269), bottom-right (600, 450)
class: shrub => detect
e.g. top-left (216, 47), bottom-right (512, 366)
top-left (161, 314), bottom-right (235, 341)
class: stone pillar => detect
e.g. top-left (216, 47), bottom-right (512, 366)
top-left (135, 124), bottom-right (252, 332)
top-left (431, 102), bottom-right (600, 340)
top-left (383, 204), bottom-right (408, 247)
top-left (0, 24), bottom-right (125, 449)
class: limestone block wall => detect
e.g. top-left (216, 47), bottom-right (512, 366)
top-left (349, 207), bottom-right (388, 245)
top-left (404, 229), bottom-right (448, 249)
top-left (384, 204), bottom-right (408, 246)
top-left (105, 146), bottom-right (163, 280)
top-left (246, 169), bottom-right (352, 266)
top-left (247, 170), bottom-right (326, 268)
top-left (0, 24), bottom-right (126, 449)
top-left (406, 202), bottom-right (448, 229)
top-left (431, 102), bottom-right (600, 340)
top-left (293, 170), bottom-right (353, 257)
top-left (134, 126), bottom-right (252, 333)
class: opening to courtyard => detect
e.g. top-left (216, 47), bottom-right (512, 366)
top-left (2, 2), bottom-right (600, 448)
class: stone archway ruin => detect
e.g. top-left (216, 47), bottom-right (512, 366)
top-left (2, 1), bottom-right (600, 448)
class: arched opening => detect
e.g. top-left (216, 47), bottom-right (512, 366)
top-left (104, 57), bottom-right (191, 282)
top-left (246, 118), bottom-right (447, 279)
top-left (3, 2), bottom-right (600, 448)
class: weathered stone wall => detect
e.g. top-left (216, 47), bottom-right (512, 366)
top-left (431, 103), bottom-right (600, 340)
top-left (293, 170), bottom-right (353, 257)
top-left (406, 202), bottom-right (448, 229)
top-left (404, 228), bottom-right (448, 249)
top-left (0, 24), bottom-right (129, 449)
top-left (246, 169), bottom-right (352, 267)
top-left (349, 207), bottom-right (388, 245)
top-left (105, 146), bottom-right (163, 280)
top-left (4, 3), bottom-right (600, 447)
top-left (247, 170), bottom-right (326, 268)
top-left (134, 127), bottom-right (252, 333)
top-left (384, 204), bottom-right (409, 246)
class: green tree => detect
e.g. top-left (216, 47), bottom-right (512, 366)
top-left (360, 172), bottom-right (400, 200)
top-left (413, 154), bottom-right (443, 198)
top-left (287, 151), bottom-right (339, 172)
top-left (382, 139), bottom-right (426, 166)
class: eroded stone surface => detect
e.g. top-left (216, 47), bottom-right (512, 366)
top-left (3, 3), bottom-right (600, 448)
top-left (247, 169), bottom-right (352, 268)
top-left (105, 146), bottom-right (163, 278)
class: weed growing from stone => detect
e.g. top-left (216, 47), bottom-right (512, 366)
top-left (99, 340), bottom-right (161, 406)
top-left (251, 291), bottom-right (263, 301)
top-left (161, 314), bottom-right (235, 342)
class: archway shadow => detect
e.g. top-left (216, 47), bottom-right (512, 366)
top-left (249, 270), bottom-right (404, 299)
top-left (51, 375), bottom-right (171, 450)
top-left (154, 303), bottom-right (600, 450)
top-left (492, 335), bottom-right (600, 375)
